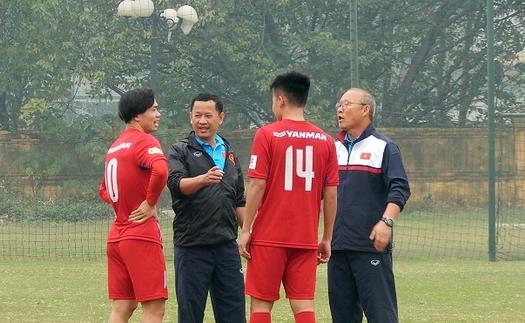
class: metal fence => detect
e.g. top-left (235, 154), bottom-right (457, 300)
top-left (1, 126), bottom-right (525, 262)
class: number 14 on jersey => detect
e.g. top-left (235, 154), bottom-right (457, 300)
top-left (284, 145), bottom-right (315, 192)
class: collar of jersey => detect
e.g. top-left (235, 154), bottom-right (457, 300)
top-left (195, 134), bottom-right (224, 148)
top-left (344, 133), bottom-right (360, 146)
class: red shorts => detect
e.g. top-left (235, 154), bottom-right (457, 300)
top-left (245, 245), bottom-right (317, 301)
top-left (107, 240), bottom-right (168, 302)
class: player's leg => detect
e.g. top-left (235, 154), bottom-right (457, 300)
top-left (288, 299), bottom-right (315, 323)
top-left (109, 299), bottom-right (138, 323)
top-left (209, 240), bottom-right (246, 323)
top-left (249, 297), bottom-right (273, 323)
top-left (107, 242), bottom-right (138, 323)
top-left (174, 245), bottom-right (214, 323)
top-left (353, 252), bottom-right (398, 323)
top-left (245, 245), bottom-right (286, 322)
top-left (140, 298), bottom-right (166, 323)
top-left (327, 250), bottom-right (362, 323)
top-left (120, 240), bottom-right (168, 322)
top-left (283, 249), bottom-right (317, 323)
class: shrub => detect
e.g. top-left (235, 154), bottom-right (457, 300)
top-left (0, 197), bottom-right (113, 223)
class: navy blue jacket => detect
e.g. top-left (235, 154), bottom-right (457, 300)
top-left (167, 132), bottom-right (246, 247)
top-left (332, 124), bottom-right (410, 253)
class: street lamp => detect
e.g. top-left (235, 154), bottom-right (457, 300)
top-left (349, 0), bottom-right (358, 88)
top-left (117, 0), bottom-right (198, 90)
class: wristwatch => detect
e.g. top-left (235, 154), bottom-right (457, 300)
top-left (381, 217), bottom-right (394, 228)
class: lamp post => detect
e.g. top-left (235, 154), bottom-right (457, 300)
top-left (117, 0), bottom-right (198, 90)
top-left (349, 0), bottom-right (358, 88)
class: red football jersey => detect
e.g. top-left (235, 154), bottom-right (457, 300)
top-left (247, 119), bottom-right (339, 249)
top-left (101, 129), bottom-right (167, 244)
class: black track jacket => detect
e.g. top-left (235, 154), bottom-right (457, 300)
top-left (167, 131), bottom-right (246, 247)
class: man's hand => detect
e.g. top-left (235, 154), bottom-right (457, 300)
top-left (369, 221), bottom-right (392, 251)
top-left (129, 200), bottom-right (157, 223)
top-left (317, 240), bottom-right (331, 264)
top-left (201, 166), bottom-right (224, 186)
top-left (238, 231), bottom-right (252, 260)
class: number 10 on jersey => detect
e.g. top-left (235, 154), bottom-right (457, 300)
top-left (284, 145), bottom-right (315, 192)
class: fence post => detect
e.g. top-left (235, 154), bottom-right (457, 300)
top-left (486, 0), bottom-right (496, 261)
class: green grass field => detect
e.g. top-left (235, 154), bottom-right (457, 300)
top-left (0, 259), bottom-right (524, 322)
top-left (1, 207), bottom-right (524, 322)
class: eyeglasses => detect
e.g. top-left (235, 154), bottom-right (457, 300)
top-left (335, 101), bottom-right (367, 112)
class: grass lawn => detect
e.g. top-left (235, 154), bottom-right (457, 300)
top-left (0, 259), bottom-right (523, 322)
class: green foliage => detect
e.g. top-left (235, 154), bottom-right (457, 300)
top-left (10, 112), bottom-right (122, 198)
top-left (17, 152), bottom-right (70, 177)
top-left (61, 179), bottom-right (103, 201)
top-left (1, 0), bottom-right (524, 131)
top-left (0, 173), bottom-right (111, 222)
top-left (70, 114), bottom-right (122, 166)
top-left (16, 151), bottom-right (73, 196)
top-left (0, 197), bottom-right (112, 222)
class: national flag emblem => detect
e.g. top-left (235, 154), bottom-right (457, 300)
top-left (228, 153), bottom-right (235, 164)
top-left (360, 152), bottom-right (371, 160)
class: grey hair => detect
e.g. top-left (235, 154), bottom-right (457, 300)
top-left (347, 88), bottom-right (376, 121)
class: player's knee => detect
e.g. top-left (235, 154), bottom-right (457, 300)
top-left (289, 299), bottom-right (314, 314)
top-left (110, 301), bottom-right (137, 321)
top-left (109, 311), bottom-right (131, 323)
top-left (141, 299), bottom-right (166, 318)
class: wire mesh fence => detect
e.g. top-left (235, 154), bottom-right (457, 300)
top-left (2, 0), bottom-right (525, 262)
top-left (1, 125), bottom-right (525, 262)
top-left (0, 207), bottom-right (174, 261)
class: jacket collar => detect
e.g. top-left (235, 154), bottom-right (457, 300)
top-left (187, 131), bottom-right (232, 151)
top-left (337, 123), bottom-right (376, 144)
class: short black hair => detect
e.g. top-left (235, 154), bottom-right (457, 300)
top-left (190, 93), bottom-right (224, 113)
top-left (118, 87), bottom-right (155, 123)
top-left (269, 71), bottom-right (310, 107)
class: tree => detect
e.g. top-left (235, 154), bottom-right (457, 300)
top-left (1, 0), bottom-right (524, 131)
top-left (0, 0), bottom-right (120, 131)
top-left (157, 0), bottom-right (525, 128)
top-left (358, 0), bottom-right (525, 126)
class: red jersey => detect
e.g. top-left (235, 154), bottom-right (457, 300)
top-left (100, 128), bottom-right (167, 245)
top-left (247, 119), bottom-right (339, 249)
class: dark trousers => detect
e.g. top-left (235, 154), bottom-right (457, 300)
top-left (328, 250), bottom-right (398, 323)
top-left (174, 240), bottom-right (246, 323)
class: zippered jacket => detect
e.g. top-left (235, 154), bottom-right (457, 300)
top-left (332, 124), bottom-right (410, 253)
top-left (167, 131), bottom-right (246, 247)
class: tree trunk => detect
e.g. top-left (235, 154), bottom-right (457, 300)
top-left (0, 92), bottom-right (9, 131)
top-left (389, 1), bottom-right (456, 125)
